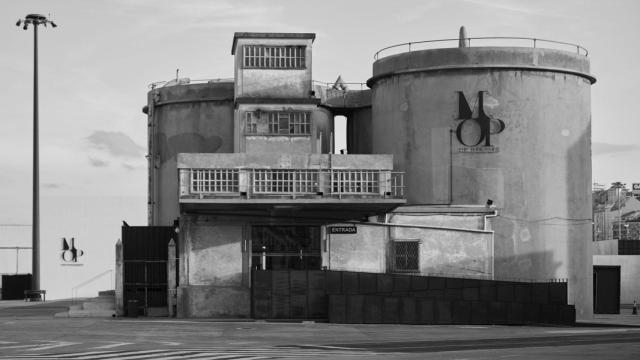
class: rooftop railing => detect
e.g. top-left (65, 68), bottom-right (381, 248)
top-left (148, 77), bottom-right (234, 89)
top-left (374, 37), bottom-right (589, 60)
top-left (181, 168), bottom-right (405, 199)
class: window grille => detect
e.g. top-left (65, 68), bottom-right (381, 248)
top-left (243, 45), bottom-right (306, 69)
top-left (332, 171), bottom-right (379, 194)
top-left (393, 241), bottom-right (419, 272)
top-left (245, 112), bottom-right (258, 134)
top-left (190, 169), bottom-right (239, 194)
top-left (245, 111), bottom-right (311, 135)
top-left (253, 170), bottom-right (319, 194)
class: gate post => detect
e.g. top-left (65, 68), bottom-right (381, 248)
top-left (168, 238), bottom-right (177, 317)
top-left (115, 239), bottom-right (124, 316)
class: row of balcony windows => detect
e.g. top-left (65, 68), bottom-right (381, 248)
top-left (179, 169), bottom-right (404, 199)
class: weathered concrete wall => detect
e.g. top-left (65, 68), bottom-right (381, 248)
top-left (389, 213), bottom-right (485, 230)
top-left (177, 215), bottom-right (249, 317)
top-left (368, 47), bottom-right (594, 319)
top-left (234, 104), bottom-right (331, 154)
top-left (328, 210), bottom-right (493, 278)
top-left (347, 107), bottom-right (372, 154)
top-left (329, 225), bottom-right (387, 273)
top-left (147, 83), bottom-right (234, 226)
top-left (594, 255), bottom-right (640, 304)
top-left (234, 38), bottom-right (313, 99)
top-left (593, 240), bottom-right (618, 255)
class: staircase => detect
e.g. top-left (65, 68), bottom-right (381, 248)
top-left (54, 290), bottom-right (116, 318)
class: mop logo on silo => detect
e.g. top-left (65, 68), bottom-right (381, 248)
top-left (61, 237), bottom-right (84, 263)
top-left (455, 91), bottom-right (505, 153)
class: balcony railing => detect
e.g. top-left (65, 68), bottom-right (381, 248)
top-left (181, 169), bottom-right (404, 199)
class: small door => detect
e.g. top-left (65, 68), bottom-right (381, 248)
top-left (593, 265), bottom-right (620, 314)
top-left (122, 226), bottom-right (176, 316)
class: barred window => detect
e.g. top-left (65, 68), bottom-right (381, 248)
top-left (393, 240), bottom-right (419, 272)
top-left (245, 111), bottom-right (311, 135)
top-left (245, 112), bottom-right (258, 134)
top-left (243, 45), bottom-right (306, 69)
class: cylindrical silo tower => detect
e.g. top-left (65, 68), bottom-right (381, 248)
top-left (366, 36), bottom-right (596, 318)
top-left (144, 81), bottom-right (236, 226)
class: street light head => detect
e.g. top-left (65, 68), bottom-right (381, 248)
top-left (50, 21), bottom-right (57, 28)
top-left (26, 14), bottom-right (46, 22)
top-left (23, 23), bottom-right (28, 30)
top-left (16, 19), bottom-right (21, 27)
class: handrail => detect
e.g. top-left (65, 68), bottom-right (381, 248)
top-left (312, 80), bottom-right (368, 91)
top-left (71, 269), bottom-right (114, 304)
top-left (148, 77), bottom-right (234, 89)
top-left (374, 36), bottom-right (588, 60)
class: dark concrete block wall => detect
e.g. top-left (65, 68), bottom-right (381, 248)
top-left (252, 270), bottom-right (573, 325)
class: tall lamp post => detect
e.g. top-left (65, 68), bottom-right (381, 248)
top-left (16, 14), bottom-right (57, 292)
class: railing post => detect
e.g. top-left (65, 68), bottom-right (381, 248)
top-left (167, 238), bottom-right (177, 317)
top-left (115, 239), bottom-right (124, 316)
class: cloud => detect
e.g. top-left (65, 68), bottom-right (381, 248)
top-left (89, 157), bottom-right (110, 167)
top-left (122, 163), bottom-right (144, 171)
top-left (86, 131), bottom-right (144, 159)
top-left (593, 142), bottom-right (640, 156)
top-left (43, 183), bottom-right (62, 189)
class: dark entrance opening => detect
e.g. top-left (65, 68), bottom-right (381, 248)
top-left (251, 226), bottom-right (321, 270)
top-left (593, 265), bottom-right (621, 314)
top-left (122, 226), bottom-right (176, 316)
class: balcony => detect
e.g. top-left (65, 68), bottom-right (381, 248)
top-left (177, 153), bottom-right (406, 220)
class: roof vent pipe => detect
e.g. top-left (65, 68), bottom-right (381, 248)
top-left (459, 26), bottom-right (469, 48)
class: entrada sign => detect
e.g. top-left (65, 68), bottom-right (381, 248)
top-left (455, 91), bottom-right (506, 153)
top-left (329, 226), bottom-right (357, 234)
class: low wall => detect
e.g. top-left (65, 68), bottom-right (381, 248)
top-left (594, 255), bottom-right (640, 304)
top-left (251, 270), bottom-right (573, 325)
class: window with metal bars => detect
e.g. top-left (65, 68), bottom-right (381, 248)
top-left (190, 169), bottom-right (239, 193)
top-left (252, 170), bottom-right (319, 194)
top-left (243, 45), bottom-right (306, 69)
top-left (332, 171), bottom-right (379, 194)
top-left (393, 240), bottom-right (419, 272)
top-left (244, 111), bottom-right (311, 135)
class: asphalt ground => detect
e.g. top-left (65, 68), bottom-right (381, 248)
top-left (0, 300), bottom-right (639, 360)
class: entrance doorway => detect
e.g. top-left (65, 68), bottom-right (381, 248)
top-left (251, 226), bottom-right (321, 270)
top-left (593, 265), bottom-right (621, 314)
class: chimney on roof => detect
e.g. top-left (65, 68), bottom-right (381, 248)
top-left (459, 26), bottom-right (469, 48)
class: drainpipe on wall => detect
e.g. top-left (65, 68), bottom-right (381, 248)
top-left (484, 210), bottom-right (499, 280)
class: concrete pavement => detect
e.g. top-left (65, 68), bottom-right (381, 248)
top-left (0, 300), bottom-right (639, 359)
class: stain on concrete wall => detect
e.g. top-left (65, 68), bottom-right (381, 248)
top-left (147, 83), bottom-right (234, 226)
top-left (177, 215), bottom-right (249, 317)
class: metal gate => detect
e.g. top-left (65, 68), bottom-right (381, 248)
top-left (593, 265), bottom-right (621, 314)
top-left (122, 226), bottom-right (176, 316)
top-left (251, 270), bottom-right (328, 320)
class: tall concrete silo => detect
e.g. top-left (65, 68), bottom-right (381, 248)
top-left (143, 81), bottom-right (235, 226)
top-left (365, 35), bottom-right (596, 318)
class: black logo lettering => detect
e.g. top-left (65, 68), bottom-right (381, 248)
top-left (455, 91), bottom-right (505, 147)
top-left (61, 237), bottom-right (84, 262)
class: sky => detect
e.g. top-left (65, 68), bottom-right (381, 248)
top-left (2, 0), bottom-right (640, 226)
